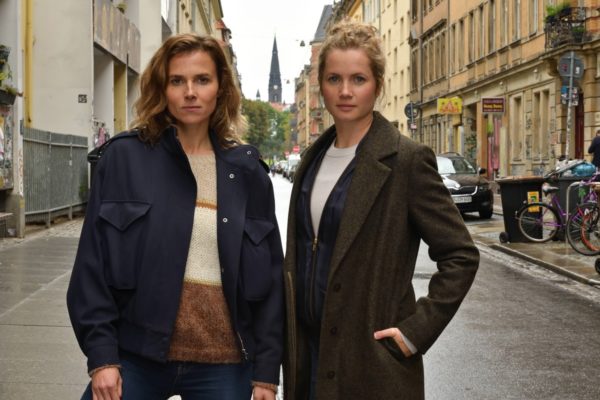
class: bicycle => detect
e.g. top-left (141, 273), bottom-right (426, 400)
top-left (515, 178), bottom-right (598, 246)
top-left (566, 184), bottom-right (600, 256)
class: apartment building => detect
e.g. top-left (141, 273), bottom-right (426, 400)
top-left (293, 5), bottom-right (333, 151)
top-left (378, 0), bottom-right (412, 133)
top-left (412, 0), bottom-right (600, 178)
top-left (0, 0), bottom-right (229, 237)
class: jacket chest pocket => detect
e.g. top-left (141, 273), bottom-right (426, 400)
top-left (240, 218), bottom-right (275, 301)
top-left (98, 201), bottom-right (151, 289)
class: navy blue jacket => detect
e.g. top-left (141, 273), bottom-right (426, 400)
top-left (66, 127), bottom-right (284, 385)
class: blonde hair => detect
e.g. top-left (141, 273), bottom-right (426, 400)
top-left (318, 19), bottom-right (386, 96)
top-left (131, 33), bottom-right (245, 147)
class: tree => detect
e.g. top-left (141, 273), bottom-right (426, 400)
top-left (241, 99), bottom-right (291, 162)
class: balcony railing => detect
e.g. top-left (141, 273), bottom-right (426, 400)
top-left (545, 7), bottom-right (589, 49)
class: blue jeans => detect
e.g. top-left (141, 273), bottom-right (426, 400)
top-left (82, 351), bottom-right (253, 400)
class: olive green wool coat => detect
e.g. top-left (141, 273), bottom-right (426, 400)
top-left (283, 112), bottom-right (479, 400)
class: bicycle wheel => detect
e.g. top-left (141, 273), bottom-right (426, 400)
top-left (566, 203), bottom-right (600, 256)
top-left (516, 202), bottom-right (560, 243)
top-left (580, 206), bottom-right (600, 254)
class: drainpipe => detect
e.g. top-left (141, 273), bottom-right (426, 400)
top-left (419, 1), bottom-right (424, 142)
top-left (23, 0), bottom-right (32, 127)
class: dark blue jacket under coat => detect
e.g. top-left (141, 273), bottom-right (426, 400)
top-left (66, 127), bottom-right (284, 385)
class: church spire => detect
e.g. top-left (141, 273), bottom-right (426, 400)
top-left (268, 36), bottom-right (282, 104)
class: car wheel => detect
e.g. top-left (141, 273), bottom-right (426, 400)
top-left (479, 208), bottom-right (493, 219)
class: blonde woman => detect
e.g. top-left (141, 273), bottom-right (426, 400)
top-left (283, 20), bottom-right (479, 400)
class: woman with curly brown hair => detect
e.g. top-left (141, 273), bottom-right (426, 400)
top-left (67, 34), bottom-right (283, 400)
top-left (283, 20), bottom-right (479, 400)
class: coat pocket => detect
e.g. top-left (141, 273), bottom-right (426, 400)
top-left (240, 218), bottom-right (275, 301)
top-left (98, 201), bottom-right (151, 289)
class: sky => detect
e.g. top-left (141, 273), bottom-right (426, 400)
top-left (219, 0), bottom-right (333, 105)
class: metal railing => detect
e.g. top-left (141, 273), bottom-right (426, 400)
top-left (545, 7), bottom-right (589, 49)
top-left (23, 127), bottom-right (89, 227)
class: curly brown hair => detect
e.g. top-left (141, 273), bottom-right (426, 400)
top-left (131, 33), bottom-right (245, 147)
top-left (318, 19), bottom-right (385, 97)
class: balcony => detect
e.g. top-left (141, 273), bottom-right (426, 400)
top-left (545, 7), bottom-right (589, 49)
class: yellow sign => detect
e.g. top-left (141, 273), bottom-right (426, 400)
top-left (437, 97), bottom-right (463, 115)
top-left (527, 191), bottom-right (540, 212)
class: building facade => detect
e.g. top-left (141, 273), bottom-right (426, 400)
top-left (0, 0), bottom-right (229, 237)
top-left (293, 5), bottom-right (333, 151)
top-left (411, 0), bottom-right (600, 178)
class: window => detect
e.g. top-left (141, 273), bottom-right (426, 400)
top-left (429, 40), bottom-right (434, 81)
top-left (479, 5), bottom-right (485, 57)
top-left (530, 0), bottom-right (538, 34)
top-left (400, 17), bottom-right (404, 41)
top-left (411, 0), bottom-right (418, 21)
top-left (411, 50), bottom-right (418, 90)
top-left (489, 0), bottom-right (496, 51)
top-left (469, 12), bottom-right (475, 63)
top-left (459, 19), bottom-right (465, 68)
top-left (450, 24), bottom-right (456, 73)
top-left (441, 32), bottom-right (446, 76)
top-left (513, 0), bottom-right (521, 41)
top-left (394, 0), bottom-right (398, 22)
top-left (501, 0), bottom-right (508, 46)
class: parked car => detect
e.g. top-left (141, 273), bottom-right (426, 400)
top-left (287, 163), bottom-right (298, 182)
top-left (436, 152), bottom-right (494, 219)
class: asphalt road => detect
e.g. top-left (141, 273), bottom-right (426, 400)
top-left (0, 175), bottom-right (598, 399)
top-left (273, 174), bottom-right (600, 399)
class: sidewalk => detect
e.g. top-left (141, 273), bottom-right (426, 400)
top-left (467, 193), bottom-right (600, 286)
top-left (0, 218), bottom-right (88, 399)
top-left (0, 197), bottom-right (599, 398)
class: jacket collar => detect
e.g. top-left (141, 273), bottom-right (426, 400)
top-left (327, 112), bottom-right (400, 279)
top-left (161, 125), bottom-right (257, 172)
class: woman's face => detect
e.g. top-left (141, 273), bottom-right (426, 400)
top-left (165, 50), bottom-right (219, 133)
top-left (321, 48), bottom-right (378, 127)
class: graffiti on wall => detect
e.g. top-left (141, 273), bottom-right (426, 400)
top-left (0, 104), bottom-right (14, 190)
top-left (92, 119), bottom-right (111, 148)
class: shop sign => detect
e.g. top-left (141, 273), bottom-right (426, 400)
top-left (437, 97), bottom-right (462, 115)
top-left (482, 98), bottom-right (505, 114)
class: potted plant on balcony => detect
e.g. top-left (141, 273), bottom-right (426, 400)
top-left (558, 1), bottom-right (572, 20)
top-left (572, 25), bottom-right (586, 42)
top-left (545, 4), bottom-right (560, 24)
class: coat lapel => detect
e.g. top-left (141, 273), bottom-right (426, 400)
top-left (328, 113), bottom-right (399, 278)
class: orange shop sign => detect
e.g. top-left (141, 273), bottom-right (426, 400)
top-left (437, 97), bottom-right (463, 115)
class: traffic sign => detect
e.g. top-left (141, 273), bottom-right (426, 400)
top-left (404, 102), bottom-right (419, 119)
top-left (558, 52), bottom-right (584, 79)
top-left (560, 86), bottom-right (579, 106)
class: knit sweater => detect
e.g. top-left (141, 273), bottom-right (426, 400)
top-left (168, 153), bottom-right (240, 363)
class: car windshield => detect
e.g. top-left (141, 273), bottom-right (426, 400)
top-left (436, 156), bottom-right (477, 174)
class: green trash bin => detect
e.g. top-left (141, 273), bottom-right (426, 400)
top-left (496, 176), bottom-right (546, 243)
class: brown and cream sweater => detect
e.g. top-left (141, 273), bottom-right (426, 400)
top-left (168, 153), bottom-right (241, 363)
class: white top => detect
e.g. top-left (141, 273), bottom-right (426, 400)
top-left (310, 140), bottom-right (358, 236)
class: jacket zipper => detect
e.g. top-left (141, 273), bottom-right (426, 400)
top-left (308, 236), bottom-right (318, 323)
top-left (286, 271), bottom-right (297, 392)
top-left (237, 332), bottom-right (249, 361)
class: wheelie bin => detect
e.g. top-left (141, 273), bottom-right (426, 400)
top-left (496, 176), bottom-right (546, 243)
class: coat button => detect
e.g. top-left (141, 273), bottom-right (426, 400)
top-left (330, 327), bottom-right (338, 335)
top-left (246, 150), bottom-right (252, 155)
top-left (333, 283), bottom-right (341, 292)
top-left (221, 268), bottom-right (225, 274)
top-left (222, 217), bottom-right (228, 223)
top-left (327, 371), bottom-right (335, 379)
top-left (229, 173), bottom-right (235, 179)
